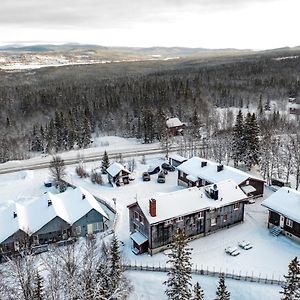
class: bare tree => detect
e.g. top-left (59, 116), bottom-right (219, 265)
top-left (49, 155), bottom-right (66, 192)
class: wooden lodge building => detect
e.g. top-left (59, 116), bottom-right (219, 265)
top-left (166, 117), bottom-right (185, 136)
top-left (177, 157), bottom-right (265, 198)
top-left (262, 187), bottom-right (300, 243)
top-left (127, 179), bottom-right (249, 255)
top-left (0, 187), bottom-right (109, 259)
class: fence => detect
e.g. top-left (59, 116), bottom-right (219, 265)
top-left (123, 262), bottom-right (285, 286)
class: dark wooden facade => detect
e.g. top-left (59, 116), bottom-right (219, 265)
top-left (108, 170), bottom-right (130, 186)
top-left (128, 200), bottom-right (246, 255)
top-left (178, 171), bottom-right (264, 198)
top-left (267, 210), bottom-right (300, 242)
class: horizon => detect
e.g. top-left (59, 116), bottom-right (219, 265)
top-left (1, 0), bottom-right (300, 50)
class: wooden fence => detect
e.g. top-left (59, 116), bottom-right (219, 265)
top-left (123, 262), bottom-right (285, 286)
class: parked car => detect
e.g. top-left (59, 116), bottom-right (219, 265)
top-left (129, 174), bottom-right (135, 181)
top-left (161, 163), bottom-right (175, 172)
top-left (157, 171), bottom-right (166, 183)
top-left (148, 166), bottom-right (160, 175)
top-left (238, 241), bottom-right (253, 250)
top-left (225, 246), bottom-right (240, 256)
top-left (142, 172), bottom-right (151, 181)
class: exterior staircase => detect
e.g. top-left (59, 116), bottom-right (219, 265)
top-left (270, 226), bottom-right (282, 237)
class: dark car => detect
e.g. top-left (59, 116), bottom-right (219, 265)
top-left (161, 163), bottom-right (175, 172)
top-left (157, 171), bottom-right (166, 183)
top-left (142, 172), bottom-right (151, 181)
top-left (148, 166), bottom-right (160, 175)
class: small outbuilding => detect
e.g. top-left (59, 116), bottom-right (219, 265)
top-left (168, 154), bottom-right (187, 167)
top-left (106, 162), bottom-right (131, 186)
top-left (262, 187), bottom-right (300, 243)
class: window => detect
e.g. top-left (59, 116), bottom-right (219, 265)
top-left (139, 215), bottom-right (144, 225)
top-left (134, 211), bottom-right (139, 220)
top-left (76, 226), bottom-right (81, 235)
top-left (234, 202), bottom-right (240, 210)
top-left (223, 214), bottom-right (228, 222)
top-left (286, 219), bottom-right (293, 228)
top-left (211, 218), bottom-right (217, 226)
top-left (133, 223), bottom-right (139, 231)
top-left (165, 219), bottom-right (172, 226)
top-left (33, 235), bottom-right (39, 245)
top-left (246, 180), bottom-right (249, 185)
top-left (93, 222), bottom-right (102, 232)
top-left (176, 216), bottom-right (184, 222)
top-left (197, 211), bottom-right (204, 219)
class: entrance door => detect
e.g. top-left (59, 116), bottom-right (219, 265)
top-left (87, 224), bottom-right (93, 234)
top-left (279, 215), bottom-right (284, 228)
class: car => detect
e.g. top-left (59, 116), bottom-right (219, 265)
top-left (225, 246), bottom-right (240, 256)
top-left (238, 241), bottom-right (253, 250)
top-left (142, 172), bottom-right (150, 181)
top-left (148, 166), bottom-right (160, 175)
top-left (161, 163), bottom-right (176, 172)
top-left (129, 174), bottom-right (135, 181)
top-left (157, 171), bottom-right (166, 183)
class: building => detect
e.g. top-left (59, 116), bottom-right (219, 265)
top-left (168, 154), bottom-right (187, 167)
top-left (127, 179), bottom-right (248, 255)
top-left (288, 97), bottom-right (300, 115)
top-left (106, 162), bottom-right (131, 186)
top-left (177, 157), bottom-right (264, 198)
top-left (261, 187), bottom-right (300, 243)
top-left (166, 117), bottom-right (185, 136)
top-left (0, 187), bottom-right (109, 256)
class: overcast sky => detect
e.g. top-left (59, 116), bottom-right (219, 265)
top-left (0, 0), bottom-right (299, 49)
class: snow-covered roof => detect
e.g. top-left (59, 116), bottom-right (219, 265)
top-left (130, 231), bottom-right (148, 245)
top-left (240, 185), bottom-right (256, 194)
top-left (0, 203), bottom-right (24, 243)
top-left (166, 117), bottom-right (183, 128)
top-left (0, 187), bottom-right (108, 242)
top-left (169, 154), bottom-right (187, 163)
top-left (177, 157), bottom-right (263, 185)
top-left (136, 179), bottom-right (248, 224)
top-left (49, 187), bottom-right (108, 224)
top-left (261, 187), bottom-right (300, 223)
top-left (106, 162), bottom-right (131, 177)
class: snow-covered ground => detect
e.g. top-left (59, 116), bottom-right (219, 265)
top-left (0, 152), bottom-right (298, 298)
top-left (127, 271), bottom-right (281, 300)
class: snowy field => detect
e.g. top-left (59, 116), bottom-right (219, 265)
top-left (0, 151), bottom-right (299, 298)
top-left (127, 271), bottom-right (281, 300)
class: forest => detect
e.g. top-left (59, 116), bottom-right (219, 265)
top-left (0, 49), bottom-right (300, 169)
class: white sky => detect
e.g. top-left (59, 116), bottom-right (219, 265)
top-left (0, 0), bottom-right (299, 49)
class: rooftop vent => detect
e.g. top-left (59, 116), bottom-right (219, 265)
top-left (48, 199), bottom-right (52, 207)
top-left (201, 161), bottom-right (207, 168)
top-left (13, 211), bottom-right (17, 218)
top-left (210, 184), bottom-right (219, 200)
top-left (217, 165), bottom-right (224, 172)
top-left (82, 194), bottom-right (86, 200)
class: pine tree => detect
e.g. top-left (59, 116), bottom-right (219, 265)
top-left (101, 150), bottom-right (110, 174)
top-left (82, 116), bottom-right (92, 148)
top-left (231, 110), bottom-right (244, 167)
top-left (164, 230), bottom-right (192, 300)
top-left (190, 109), bottom-right (201, 139)
top-left (33, 270), bottom-right (44, 300)
top-left (280, 257), bottom-right (300, 299)
top-left (193, 282), bottom-right (204, 300)
top-left (109, 234), bottom-right (122, 292)
top-left (215, 274), bottom-right (230, 300)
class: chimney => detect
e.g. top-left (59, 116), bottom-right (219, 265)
top-left (48, 199), bottom-right (52, 207)
top-left (82, 194), bottom-right (86, 200)
top-left (149, 199), bottom-right (157, 217)
top-left (201, 161), bottom-right (207, 168)
top-left (217, 164), bottom-right (224, 172)
top-left (211, 184), bottom-right (219, 200)
top-left (13, 211), bottom-right (17, 218)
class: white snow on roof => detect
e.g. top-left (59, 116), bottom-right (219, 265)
top-left (262, 187), bottom-right (300, 223)
top-left (177, 157), bottom-right (263, 185)
top-left (169, 154), bottom-right (187, 163)
top-left (49, 187), bottom-right (108, 224)
top-left (106, 162), bottom-right (131, 177)
top-left (137, 179), bottom-right (248, 224)
top-left (0, 187), bottom-right (108, 241)
top-left (0, 203), bottom-right (23, 243)
top-left (130, 231), bottom-right (148, 245)
top-left (241, 185), bottom-right (256, 194)
top-left (166, 117), bottom-right (183, 128)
